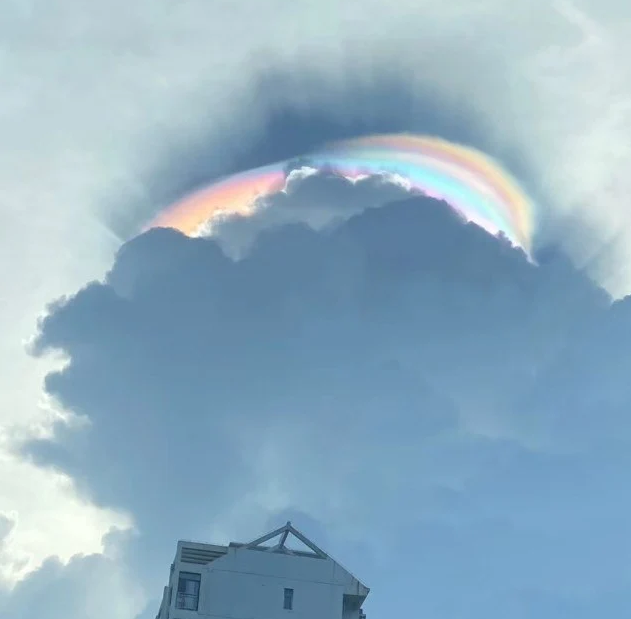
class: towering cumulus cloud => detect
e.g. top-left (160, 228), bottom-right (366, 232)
top-left (4, 1), bottom-right (631, 618)
top-left (21, 169), bottom-right (631, 618)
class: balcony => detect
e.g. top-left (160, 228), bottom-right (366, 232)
top-left (176, 593), bottom-right (199, 611)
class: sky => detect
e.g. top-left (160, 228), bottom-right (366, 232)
top-left (2, 0), bottom-right (631, 617)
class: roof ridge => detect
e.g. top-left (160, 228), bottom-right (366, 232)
top-left (243, 521), bottom-right (329, 559)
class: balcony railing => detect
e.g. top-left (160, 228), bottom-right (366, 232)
top-left (176, 593), bottom-right (199, 611)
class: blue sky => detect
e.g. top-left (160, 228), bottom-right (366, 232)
top-left (2, 1), bottom-right (631, 618)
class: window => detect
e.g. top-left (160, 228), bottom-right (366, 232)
top-left (176, 572), bottom-right (201, 611)
top-left (283, 587), bottom-right (294, 610)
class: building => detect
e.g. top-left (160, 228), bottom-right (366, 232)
top-left (156, 521), bottom-right (369, 619)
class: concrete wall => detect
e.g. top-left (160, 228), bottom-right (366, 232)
top-left (164, 541), bottom-right (367, 619)
top-left (204, 547), bottom-right (344, 619)
top-left (168, 546), bottom-right (349, 619)
top-left (156, 586), bottom-right (169, 619)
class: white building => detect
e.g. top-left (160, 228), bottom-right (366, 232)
top-left (156, 521), bottom-right (369, 619)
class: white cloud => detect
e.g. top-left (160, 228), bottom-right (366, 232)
top-left (0, 548), bottom-right (146, 619)
top-left (0, 445), bottom-right (131, 585)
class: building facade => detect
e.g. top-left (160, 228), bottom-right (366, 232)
top-left (156, 521), bottom-right (369, 619)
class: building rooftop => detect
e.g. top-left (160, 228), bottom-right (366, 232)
top-left (175, 521), bottom-right (369, 596)
top-left (158, 521), bottom-right (370, 619)
top-left (177, 521), bottom-right (334, 561)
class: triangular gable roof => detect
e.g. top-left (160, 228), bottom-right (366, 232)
top-left (240, 521), bottom-right (369, 598)
top-left (242, 521), bottom-right (329, 559)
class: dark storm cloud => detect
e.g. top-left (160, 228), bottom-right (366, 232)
top-left (25, 171), bottom-right (631, 617)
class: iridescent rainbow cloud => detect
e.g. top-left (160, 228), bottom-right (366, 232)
top-left (144, 134), bottom-right (536, 253)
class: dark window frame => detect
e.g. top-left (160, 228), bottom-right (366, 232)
top-left (283, 587), bottom-right (294, 610)
top-left (175, 571), bottom-right (201, 611)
